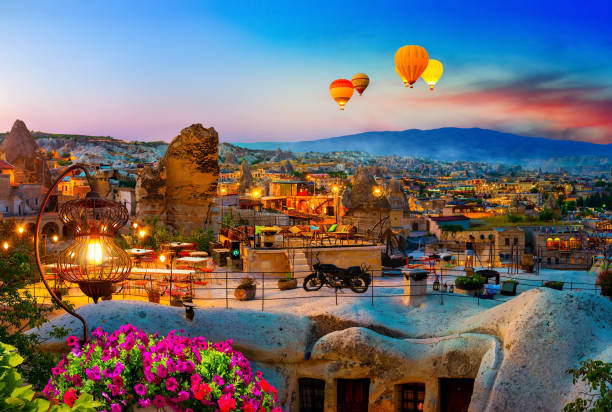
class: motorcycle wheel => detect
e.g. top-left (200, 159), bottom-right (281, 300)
top-left (350, 275), bottom-right (369, 293)
top-left (303, 273), bottom-right (324, 291)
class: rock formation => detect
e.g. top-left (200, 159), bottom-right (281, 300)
top-left (282, 159), bottom-right (295, 175)
top-left (33, 289), bottom-right (612, 412)
top-left (135, 162), bottom-right (167, 222)
top-left (0, 119), bottom-right (51, 186)
top-left (238, 160), bottom-right (253, 194)
top-left (387, 178), bottom-right (409, 212)
top-left (224, 151), bottom-right (239, 165)
top-left (164, 124), bottom-right (219, 232)
top-left (341, 167), bottom-right (390, 211)
top-left (542, 194), bottom-right (562, 217)
top-left (135, 124), bottom-right (219, 233)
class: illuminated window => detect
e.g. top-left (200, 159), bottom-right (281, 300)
top-left (554, 238), bottom-right (561, 249)
top-left (546, 238), bottom-right (554, 250)
top-left (399, 383), bottom-right (425, 412)
top-left (569, 237), bottom-right (577, 249)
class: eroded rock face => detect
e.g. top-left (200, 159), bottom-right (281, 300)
top-left (0, 119), bottom-right (51, 186)
top-left (164, 124), bottom-right (219, 232)
top-left (342, 167), bottom-right (390, 211)
top-left (135, 162), bottom-right (167, 222)
top-left (238, 160), bottom-right (253, 194)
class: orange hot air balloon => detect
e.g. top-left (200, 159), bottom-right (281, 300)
top-left (351, 73), bottom-right (370, 96)
top-left (329, 79), bottom-right (354, 110)
top-left (395, 66), bottom-right (409, 87)
top-left (395, 45), bottom-right (429, 88)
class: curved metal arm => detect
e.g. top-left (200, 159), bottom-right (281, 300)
top-left (34, 163), bottom-right (93, 343)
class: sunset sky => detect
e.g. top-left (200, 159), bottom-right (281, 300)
top-left (1, 1), bottom-right (611, 143)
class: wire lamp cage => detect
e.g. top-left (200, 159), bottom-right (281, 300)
top-left (34, 164), bottom-right (133, 342)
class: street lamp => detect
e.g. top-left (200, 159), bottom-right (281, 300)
top-left (17, 226), bottom-right (24, 235)
top-left (34, 164), bottom-right (133, 342)
top-left (220, 187), bottom-right (227, 228)
top-left (132, 222), bottom-right (139, 230)
top-left (139, 229), bottom-right (147, 248)
top-left (159, 253), bottom-right (174, 303)
top-left (331, 185), bottom-right (340, 224)
top-left (2, 242), bottom-right (8, 251)
top-left (373, 186), bottom-right (384, 237)
top-left (251, 189), bottom-right (261, 246)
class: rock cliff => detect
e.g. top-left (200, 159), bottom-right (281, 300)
top-left (0, 119), bottom-right (51, 186)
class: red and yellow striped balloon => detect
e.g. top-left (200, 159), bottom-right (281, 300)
top-left (395, 45), bottom-right (429, 88)
top-left (351, 73), bottom-right (370, 96)
top-left (329, 79), bottom-right (354, 110)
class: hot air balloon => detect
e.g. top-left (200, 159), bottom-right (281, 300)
top-left (395, 66), bottom-right (409, 87)
top-left (329, 79), bottom-right (354, 110)
top-left (351, 73), bottom-right (370, 96)
top-left (395, 45), bottom-right (429, 88)
top-left (421, 59), bottom-right (443, 90)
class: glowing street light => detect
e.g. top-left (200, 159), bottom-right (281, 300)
top-left (17, 226), bottom-right (24, 235)
top-left (132, 222), bottom-right (139, 229)
top-left (2, 242), bottom-right (8, 251)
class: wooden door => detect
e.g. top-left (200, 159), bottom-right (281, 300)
top-left (299, 378), bottom-right (325, 412)
top-left (440, 378), bottom-right (474, 412)
top-left (337, 378), bottom-right (369, 412)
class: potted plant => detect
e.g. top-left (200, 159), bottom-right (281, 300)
top-left (455, 275), bottom-right (486, 296)
top-left (501, 278), bottom-right (519, 296)
top-left (278, 272), bottom-right (297, 290)
top-left (144, 282), bottom-right (161, 303)
top-left (596, 270), bottom-right (612, 299)
top-left (543, 280), bottom-right (564, 290)
top-left (234, 276), bottom-right (257, 301)
top-left (169, 290), bottom-right (185, 307)
top-left (52, 285), bottom-right (70, 299)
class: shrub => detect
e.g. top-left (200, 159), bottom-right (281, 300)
top-left (507, 214), bottom-right (523, 223)
top-left (455, 275), bottom-right (485, 290)
top-left (238, 276), bottom-right (256, 289)
top-left (563, 359), bottom-right (612, 411)
top-left (544, 281), bottom-right (564, 290)
top-left (44, 325), bottom-right (282, 412)
top-left (538, 209), bottom-right (554, 221)
top-left (189, 228), bottom-right (215, 253)
top-left (597, 271), bottom-right (612, 296)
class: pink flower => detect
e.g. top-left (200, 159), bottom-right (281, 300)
top-left (66, 336), bottom-right (79, 348)
top-left (85, 365), bottom-right (101, 381)
top-left (165, 377), bottom-right (178, 392)
top-left (72, 374), bottom-right (82, 387)
top-left (110, 404), bottom-right (121, 412)
top-left (153, 395), bottom-right (165, 408)
top-left (134, 384), bottom-right (146, 397)
top-left (156, 364), bottom-right (167, 378)
top-left (177, 390), bottom-right (190, 401)
top-left (138, 398), bottom-right (151, 408)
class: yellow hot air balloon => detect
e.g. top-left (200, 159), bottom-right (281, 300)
top-left (421, 59), bottom-right (443, 90)
top-left (351, 73), bottom-right (370, 96)
top-left (395, 66), bottom-right (409, 87)
top-left (329, 79), bottom-right (354, 110)
top-left (395, 45), bottom-right (429, 88)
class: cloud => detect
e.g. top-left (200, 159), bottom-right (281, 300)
top-left (433, 72), bottom-right (612, 143)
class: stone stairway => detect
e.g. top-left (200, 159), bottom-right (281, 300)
top-left (291, 250), bottom-right (311, 277)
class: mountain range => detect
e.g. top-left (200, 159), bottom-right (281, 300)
top-left (236, 128), bottom-right (612, 170)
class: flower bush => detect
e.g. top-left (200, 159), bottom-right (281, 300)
top-left (44, 325), bottom-right (282, 412)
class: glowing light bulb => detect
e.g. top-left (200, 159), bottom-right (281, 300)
top-left (159, 254), bottom-right (166, 263)
top-left (3, 242), bottom-right (8, 250)
top-left (17, 226), bottom-right (24, 234)
top-left (139, 230), bottom-right (146, 238)
top-left (52, 235), bottom-right (59, 242)
top-left (132, 222), bottom-right (138, 229)
top-left (87, 240), bottom-right (103, 264)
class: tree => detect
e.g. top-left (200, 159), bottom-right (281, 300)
top-left (563, 359), bottom-right (612, 412)
top-left (0, 221), bottom-right (66, 390)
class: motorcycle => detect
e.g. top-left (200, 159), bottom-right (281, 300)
top-left (303, 254), bottom-right (371, 293)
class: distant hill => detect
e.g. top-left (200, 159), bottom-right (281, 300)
top-left (236, 128), bottom-right (612, 169)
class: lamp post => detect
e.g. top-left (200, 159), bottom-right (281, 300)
top-left (159, 254), bottom-right (173, 304)
top-left (251, 189), bottom-right (261, 245)
top-left (139, 229), bottom-right (147, 248)
top-left (331, 185), bottom-right (340, 224)
top-left (220, 187), bottom-right (227, 228)
top-left (34, 163), bottom-right (132, 342)
top-left (373, 186), bottom-right (384, 239)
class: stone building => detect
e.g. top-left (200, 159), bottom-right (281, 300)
top-left (341, 167), bottom-right (391, 233)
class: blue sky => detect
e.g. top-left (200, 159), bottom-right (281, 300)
top-left (0, 0), bottom-right (611, 143)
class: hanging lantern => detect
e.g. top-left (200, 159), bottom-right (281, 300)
top-left (57, 191), bottom-right (132, 303)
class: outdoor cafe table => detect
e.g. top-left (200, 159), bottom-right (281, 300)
top-left (175, 256), bottom-right (213, 268)
top-left (125, 248), bottom-right (154, 256)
